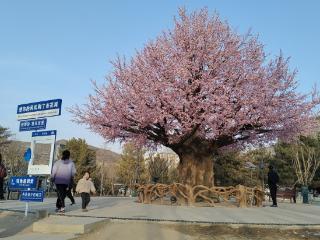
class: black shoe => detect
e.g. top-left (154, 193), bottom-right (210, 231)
top-left (270, 204), bottom-right (278, 207)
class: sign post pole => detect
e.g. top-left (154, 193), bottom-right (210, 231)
top-left (25, 201), bottom-right (29, 217)
top-left (25, 174), bottom-right (32, 217)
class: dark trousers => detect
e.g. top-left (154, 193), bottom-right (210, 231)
top-left (56, 184), bottom-right (68, 209)
top-left (0, 178), bottom-right (4, 199)
top-left (66, 188), bottom-right (75, 204)
top-left (270, 185), bottom-right (277, 206)
top-left (81, 192), bottom-right (90, 209)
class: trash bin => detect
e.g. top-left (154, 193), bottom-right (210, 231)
top-left (131, 190), bottom-right (137, 197)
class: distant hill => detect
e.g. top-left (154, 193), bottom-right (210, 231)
top-left (12, 139), bottom-right (121, 165)
top-left (56, 139), bottom-right (121, 164)
top-left (95, 148), bottom-right (121, 165)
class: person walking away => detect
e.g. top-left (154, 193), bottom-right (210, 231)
top-left (0, 154), bottom-right (7, 200)
top-left (268, 165), bottom-right (279, 207)
top-left (51, 150), bottom-right (76, 213)
top-left (76, 172), bottom-right (96, 212)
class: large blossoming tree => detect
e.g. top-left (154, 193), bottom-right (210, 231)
top-left (72, 9), bottom-right (319, 187)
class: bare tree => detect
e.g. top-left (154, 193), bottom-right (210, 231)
top-left (2, 142), bottom-right (28, 176)
top-left (117, 143), bottom-right (147, 187)
top-left (98, 162), bottom-right (117, 196)
top-left (293, 145), bottom-right (320, 186)
top-left (147, 154), bottom-right (170, 183)
top-left (0, 126), bottom-right (12, 151)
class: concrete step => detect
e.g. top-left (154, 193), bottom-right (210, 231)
top-left (33, 215), bottom-right (108, 234)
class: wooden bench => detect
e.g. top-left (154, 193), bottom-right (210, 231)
top-left (266, 187), bottom-right (296, 203)
top-left (277, 188), bottom-right (296, 203)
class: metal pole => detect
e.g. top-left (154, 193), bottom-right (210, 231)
top-left (100, 162), bottom-right (104, 196)
top-left (262, 159), bottom-right (265, 190)
top-left (25, 202), bottom-right (28, 217)
top-left (25, 174), bottom-right (32, 217)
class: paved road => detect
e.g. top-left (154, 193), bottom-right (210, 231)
top-left (0, 211), bottom-right (38, 238)
top-left (1, 197), bottom-right (320, 225)
top-left (0, 197), bottom-right (128, 214)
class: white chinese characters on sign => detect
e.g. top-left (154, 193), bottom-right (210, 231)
top-left (17, 99), bottom-right (62, 120)
top-left (15, 178), bottom-right (34, 186)
top-left (17, 100), bottom-right (60, 114)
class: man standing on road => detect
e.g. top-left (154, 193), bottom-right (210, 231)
top-left (51, 150), bottom-right (76, 213)
top-left (0, 153), bottom-right (7, 200)
top-left (268, 165), bottom-right (279, 207)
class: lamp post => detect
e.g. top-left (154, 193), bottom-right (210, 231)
top-left (259, 160), bottom-right (265, 190)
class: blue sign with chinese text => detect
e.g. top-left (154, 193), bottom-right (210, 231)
top-left (9, 176), bottom-right (37, 189)
top-left (20, 190), bottom-right (44, 202)
top-left (17, 99), bottom-right (62, 120)
top-left (19, 119), bottom-right (47, 132)
top-left (32, 130), bottom-right (56, 137)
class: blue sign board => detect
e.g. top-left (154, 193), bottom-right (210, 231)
top-left (9, 176), bottom-right (37, 189)
top-left (20, 190), bottom-right (44, 202)
top-left (17, 99), bottom-right (62, 120)
top-left (32, 130), bottom-right (56, 137)
top-left (19, 119), bottom-right (47, 132)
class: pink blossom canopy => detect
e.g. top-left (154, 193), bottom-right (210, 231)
top-left (72, 8), bottom-right (320, 149)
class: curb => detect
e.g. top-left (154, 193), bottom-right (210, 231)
top-left (52, 213), bottom-right (320, 229)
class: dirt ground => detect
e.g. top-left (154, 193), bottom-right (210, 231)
top-left (73, 221), bottom-right (320, 240)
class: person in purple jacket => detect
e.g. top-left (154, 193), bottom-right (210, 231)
top-left (51, 150), bottom-right (76, 213)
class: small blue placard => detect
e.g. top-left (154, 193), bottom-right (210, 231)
top-left (9, 176), bottom-right (37, 189)
top-left (32, 130), bottom-right (56, 137)
top-left (19, 119), bottom-right (47, 132)
top-left (20, 190), bottom-right (44, 202)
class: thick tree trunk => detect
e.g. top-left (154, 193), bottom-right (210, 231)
top-left (173, 141), bottom-right (215, 187)
top-left (177, 152), bottom-right (214, 187)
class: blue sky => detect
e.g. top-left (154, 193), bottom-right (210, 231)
top-left (1, 1), bottom-right (319, 153)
